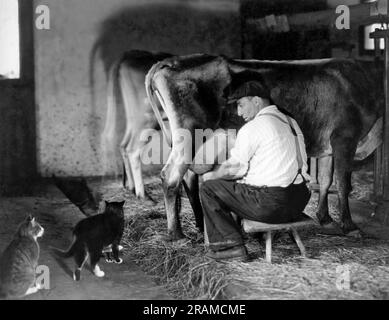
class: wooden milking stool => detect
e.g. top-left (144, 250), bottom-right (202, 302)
top-left (242, 218), bottom-right (316, 263)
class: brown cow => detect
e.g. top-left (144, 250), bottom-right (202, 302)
top-left (146, 54), bottom-right (383, 241)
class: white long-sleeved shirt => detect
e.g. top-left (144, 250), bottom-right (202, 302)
top-left (230, 105), bottom-right (311, 187)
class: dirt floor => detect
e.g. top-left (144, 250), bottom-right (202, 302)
top-left (1, 166), bottom-right (389, 300)
top-left (0, 177), bottom-right (171, 300)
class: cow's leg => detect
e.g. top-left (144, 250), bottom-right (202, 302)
top-left (127, 113), bottom-right (162, 201)
top-left (183, 171), bottom-right (204, 232)
top-left (161, 154), bottom-right (190, 241)
top-left (118, 65), bottom-right (140, 193)
top-left (125, 127), bottom-right (145, 199)
top-left (316, 156), bottom-right (334, 225)
top-left (331, 134), bottom-right (359, 235)
top-left (120, 130), bottom-right (135, 192)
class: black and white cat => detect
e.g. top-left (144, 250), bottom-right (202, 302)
top-left (52, 201), bottom-right (125, 281)
top-left (0, 215), bottom-right (44, 299)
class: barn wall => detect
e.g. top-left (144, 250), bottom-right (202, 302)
top-left (33, 0), bottom-right (241, 177)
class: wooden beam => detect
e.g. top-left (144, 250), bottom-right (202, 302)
top-left (246, 2), bottom-right (374, 33)
top-left (371, 29), bottom-right (389, 39)
top-left (361, 15), bottom-right (389, 26)
top-left (186, 0), bottom-right (240, 12)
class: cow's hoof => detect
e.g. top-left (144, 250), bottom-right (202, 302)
top-left (318, 222), bottom-right (344, 236)
top-left (157, 231), bottom-right (186, 242)
top-left (317, 214), bottom-right (333, 226)
top-left (344, 229), bottom-right (363, 239)
top-left (144, 191), bottom-right (157, 204)
top-left (142, 197), bottom-right (157, 207)
top-left (123, 186), bottom-right (136, 195)
top-left (172, 238), bottom-right (191, 247)
top-left (341, 221), bottom-right (360, 236)
top-left (168, 231), bottom-right (185, 242)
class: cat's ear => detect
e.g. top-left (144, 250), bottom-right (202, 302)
top-left (119, 201), bottom-right (125, 207)
top-left (26, 215), bottom-right (35, 223)
top-left (105, 200), bottom-right (109, 205)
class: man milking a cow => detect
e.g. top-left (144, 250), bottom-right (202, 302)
top-left (199, 79), bottom-right (312, 262)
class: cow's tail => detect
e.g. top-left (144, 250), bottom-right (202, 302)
top-left (89, 39), bottom-right (101, 113)
top-left (352, 117), bottom-right (383, 170)
top-left (145, 61), bottom-right (173, 147)
top-left (100, 57), bottom-right (123, 176)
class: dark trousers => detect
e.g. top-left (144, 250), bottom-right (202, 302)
top-left (199, 180), bottom-right (311, 251)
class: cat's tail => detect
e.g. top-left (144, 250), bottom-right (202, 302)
top-left (50, 236), bottom-right (78, 258)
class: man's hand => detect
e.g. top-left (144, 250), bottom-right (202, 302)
top-left (199, 158), bottom-right (248, 184)
top-left (201, 172), bottom-right (215, 183)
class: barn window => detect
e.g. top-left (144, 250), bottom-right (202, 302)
top-left (359, 0), bottom-right (387, 53)
top-left (364, 23), bottom-right (386, 51)
top-left (0, 0), bottom-right (20, 79)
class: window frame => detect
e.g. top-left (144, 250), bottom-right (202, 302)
top-left (0, 0), bottom-right (34, 86)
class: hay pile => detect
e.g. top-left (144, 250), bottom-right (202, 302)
top-left (104, 178), bottom-right (389, 300)
top-left (95, 168), bottom-right (388, 300)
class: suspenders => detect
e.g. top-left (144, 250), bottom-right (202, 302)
top-left (258, 113), bottom-right (306, 185)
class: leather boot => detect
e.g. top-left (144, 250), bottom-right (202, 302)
top-left (206, 245), bottom-right (248, 262)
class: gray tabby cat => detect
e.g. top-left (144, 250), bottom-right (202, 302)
top-left (0, 215), bottom-right (44, 299)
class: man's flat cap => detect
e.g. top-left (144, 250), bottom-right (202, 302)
top-left (226, 80), bottom-right (270, 104)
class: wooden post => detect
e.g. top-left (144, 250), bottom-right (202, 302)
top-left (371, 19), bottom-right (389, 224)
top-left (373, 30), bottom-right (384, 201)
top-left (374, 146), bottom-right (384, 199)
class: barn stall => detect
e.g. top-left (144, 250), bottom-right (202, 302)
top-left (0, 0), bottom-right (389, 302)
